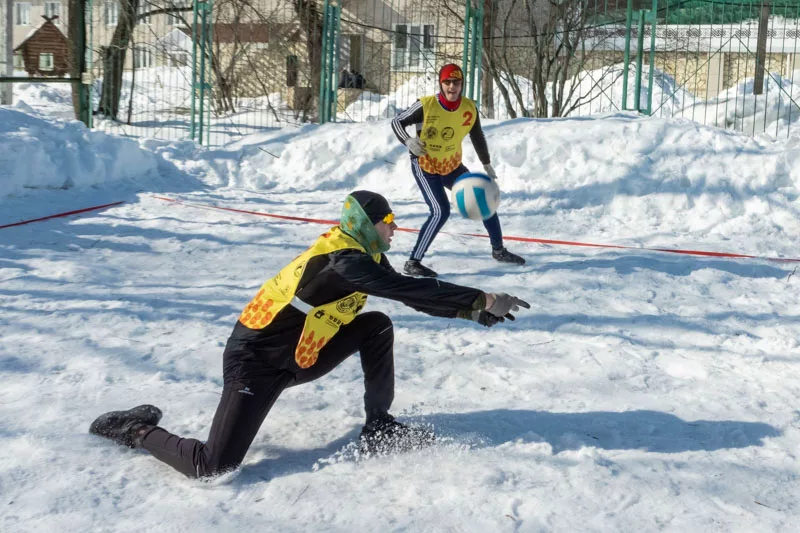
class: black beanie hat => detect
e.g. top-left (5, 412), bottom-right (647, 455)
top-left (349, 190), bottom-right (393, 224)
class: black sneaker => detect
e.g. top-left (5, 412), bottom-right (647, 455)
top-left (89, 404), bottom-right (162, 448)
top-left (492, 247), bottom-right (525, 265)
top-left (404, 259), bottom-right (438, 278)
top-left (359, 413), bottom-right (435, 455)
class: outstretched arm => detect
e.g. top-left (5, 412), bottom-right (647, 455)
top-left (333, 250), bottom-right (483, 318)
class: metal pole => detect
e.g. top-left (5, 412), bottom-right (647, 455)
top-left (634, 10), bottom-right (645, 112)
top-left (646, 0), bottom-right (657, 115)
top-left (318, 0), bottom-right (330, 124)
top-left (190, 0), bottom-right (199, 140)
top-left (462, 0), bottom-right (471, 75)
top-left (204, 0), bottom-right (213, 146)
top-left (198, 0), bottom-right (208, 144)
top-left (468, 15), bottom-right (477, 99)
top-left (622, 0), bottom-right (633, 110)
top-left (474, 6), bottom-right (483, 111)
top-left (330, 2), bottom-right (341, 122)
top-left (1, 0), bottom-right (13, 105)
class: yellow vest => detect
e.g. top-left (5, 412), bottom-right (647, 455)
top-left (238, 227), bottom-right (380, 368)
top-left (417, 95), bottom-right (478, 175)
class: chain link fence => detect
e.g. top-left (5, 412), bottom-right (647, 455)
top-left (4, 0), bottom-right (800, 144)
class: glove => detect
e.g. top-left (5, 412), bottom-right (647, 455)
top-left (406, 137), bottom-right (427, 157)
top-left (485, 293), bottom-right (530, 320)
top-left (469, 310), bottom-right (505, 327)
top-left (483, 163), bottom-right (498, 180)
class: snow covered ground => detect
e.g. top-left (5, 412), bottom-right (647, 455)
top-left (2, 96), bottom-right (800, 531)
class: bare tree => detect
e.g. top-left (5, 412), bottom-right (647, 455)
top-left (97, 0), bottom-right (193, 121)
top-left (68, 0), bottom-right (86, 120)
top-left (441, 0), bottom-right (619, 119)
top-left (291, 0), bottom-right (323, 117)
top-left (97, 0), bottom-right (139, 119)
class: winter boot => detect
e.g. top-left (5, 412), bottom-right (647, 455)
top-left (492, 247), bottom-right (525, 265)
top-left (359, 413), bottom-right (435, 455)
top-left (89, 404), bottom-right (162, 448)
top-left (404, 259), bottom-right (438, 278)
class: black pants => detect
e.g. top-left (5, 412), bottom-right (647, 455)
top-left (140, 312), bottom-right (395, 478)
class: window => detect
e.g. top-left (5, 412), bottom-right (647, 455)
top-left (169, 52), bottom-right (189, 67)
top-left (286, 55), bottom-right (298, 87)
top-left (14, 52), bottom-right (25, 69)
top-left (167, 2), bottom-right (189, 26)
top-left (137, 2), bottom-right (151, 24)
top-left (105, 1), bottom-right (119, 26)
top-left (15, 3), bottom-right (31, 25)
top-left (392, 24), bottom-right (435, 71)
top-left (44, 2), bottom-right (61, 21)
top-left (39, 53), bottom-right (54, 71)
top-left (134, 47), bottom-right (154, 68)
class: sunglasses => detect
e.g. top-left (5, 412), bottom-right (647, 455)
top-left (382, 212), bottom-right (395, 224)
top-left (441, 79), bottom-right (462, 86)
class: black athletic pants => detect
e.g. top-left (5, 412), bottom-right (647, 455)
top-left (140, 312), bottom-right (395, 478)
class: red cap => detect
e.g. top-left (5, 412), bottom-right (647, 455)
top-left (439, 64), bottom-right (463, 83)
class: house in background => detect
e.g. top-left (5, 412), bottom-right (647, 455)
top-left (14, 15), bottom-right (69, 76)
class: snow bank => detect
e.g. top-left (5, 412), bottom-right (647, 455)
top-left (0, 106), bottom-right (158, 198)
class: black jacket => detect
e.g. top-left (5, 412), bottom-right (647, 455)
top-left (225, 248), bottom-right (484, 374)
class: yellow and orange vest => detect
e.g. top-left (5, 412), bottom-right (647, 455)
top-left (238, 227), bottom-right (380, 368)
top-left (416, 95), bottom-right (478, 175)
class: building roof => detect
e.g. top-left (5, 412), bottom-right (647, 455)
top-left (14, 16), bottom-right (67, 52)
top-left (177, 23), bottom-right (301, 44)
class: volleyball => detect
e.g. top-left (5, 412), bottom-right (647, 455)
top-left (451, 172), bottom-right (500, 221)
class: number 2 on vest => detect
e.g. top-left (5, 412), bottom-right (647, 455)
top-left (462, 111), bottom-right (473, 127)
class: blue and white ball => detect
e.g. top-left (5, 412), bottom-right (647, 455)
top-left (451, 172), bottom-right (500, 221)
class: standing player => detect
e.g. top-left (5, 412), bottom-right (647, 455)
top-left (391, 63), bottom-right (525, 278)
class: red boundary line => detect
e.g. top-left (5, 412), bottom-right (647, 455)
top-left (152, 196), bottom-right (800, 264)
top-left (7, 197), bottom-right (795, 264)
top-left (0, 201), bottom-right (126, 230)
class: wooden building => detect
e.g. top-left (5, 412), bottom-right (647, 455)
top-left (14, 16), bottom-right (69, 77)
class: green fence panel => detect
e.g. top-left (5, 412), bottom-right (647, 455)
top-left (7, 0), bottom-right (800, 142)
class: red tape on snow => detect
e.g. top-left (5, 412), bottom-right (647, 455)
top-left (0, 201), bottom-right (126, 230)
top-left (153, 196), bottom-right (800, 264)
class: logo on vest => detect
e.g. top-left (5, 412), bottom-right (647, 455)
top-left (442, 127), bottom-right (455, 140)
top-left (336, 295), bottom-right (359, 314)
top-left (425, 126), bottom-right (438, 139)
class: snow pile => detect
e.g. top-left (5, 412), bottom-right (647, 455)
top-left (0, 106), bottom-right (158, 198)
top-left (210, 112), bottom-right (800, 258)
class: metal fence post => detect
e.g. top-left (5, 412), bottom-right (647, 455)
top-left (622, 0), bottom-right (633, 111)
top-left (646, 0), bottom-right (658, 116)
top-left (318, 0), bottom-right (341, 124)
top-left (462, 0), bottom-right (472, 78)
top-left (190, 0), bottom-right (199, 140)
top-left (463, 0), bottom-right (484, 108)
top-left (634, 10), bottom-right (645, 112)
top-left (190, 0), bottom-right (212, 144)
